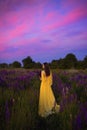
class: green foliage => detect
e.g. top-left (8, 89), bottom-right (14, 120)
top-left (11, 61), bottom-right (21, 68)
top-left (60, 75), bottom-right (69, 83)
top-left (83, 55), bottom-right (87, 69)
top-left (0, 88), bottom-right (39, 130)
top-left (22, 56), bottom-right (42, 69)
top-left (57, 59), bottom-right (65, 69)
top-left (34, 62), bottom-right (42, 69)
top-left (71, 84), bottom-right (87, 102)
top-left (50, 53), bottom-right (79, 69)
top-left (0, 63), bottom-right (8, 68)
top-left (0, 53), bottom-right (87, 69)
top-left (76, 60), bottom-right (84, 69)
top-left (0, 69), bottom-right (87, 130)
top-left (22, 56), bottom-right (35, 69)
top-left (50, 60), bottom-right (58, 69)
top-left (63, 53), bottom-right (77, 69)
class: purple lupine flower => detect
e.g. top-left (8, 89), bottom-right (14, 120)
top-left (73, 102), bottom-right (87, 130)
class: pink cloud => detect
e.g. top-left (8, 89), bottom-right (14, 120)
top-left (44, 11), bottom-right (59, 22)
top-left (3, 13), bottom-right (20, 27)
top-left (0, 0), bottom-right (87, 63)
top-left (0, 38), bottom-right (46, 60)
top-left (8, 23), bottom-right (30, 39)
top-left (0, 44), bottom-right (7, 52)
top-left (64, 6), bottom-right (87, 23)
top-left (0, 6), bottom-right (35, 28)
top-left (0, 32), bottom-right (40, 54)
top-left (41, 6), bottom-right (87, 32)
top-left (0, 49), bottom-right (24, 60)
top-left (0, 7), bottom-right (36, 44)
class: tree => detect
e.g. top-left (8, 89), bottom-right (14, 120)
top-left (34, 62), bottom-right (42, 69)
top-left (11, 61), bottom-right (21, 68)
top-left (9, 63), bottom-right (13, 68)
top-left (50, 60), bottom-right (58, 69)
top-left (0, 63), bottom-right (8, 68)
top-left (64, 53), bottom-right (77, 69)
top-left (22, 56), bottom-right (35, 68)
top-left (83, 55), bottom-right (87, 69)
top-left (57, 58), bottom-right (65, 69)
top-left (76, 60), bottom-right (83, 69)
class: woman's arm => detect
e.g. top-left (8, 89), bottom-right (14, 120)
top-left (40, 70), bottom-right (46, 81)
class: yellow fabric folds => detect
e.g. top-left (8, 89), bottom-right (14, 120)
top-left (38, 70), bottom-right (60, 117)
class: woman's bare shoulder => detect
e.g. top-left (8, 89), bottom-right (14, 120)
top-left (41, 70), bottom-right (45, 73)
top-left (41, 70), bottom-right (46, 76)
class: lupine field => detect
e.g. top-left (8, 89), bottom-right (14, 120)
top-left (0, 69), bottom-right (87, 130)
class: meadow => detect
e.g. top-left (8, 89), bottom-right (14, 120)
top-left (0, 69), bottom-right (87, 130)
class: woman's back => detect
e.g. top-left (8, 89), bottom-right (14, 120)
top-left (41, 70), bottom-right (53, 86)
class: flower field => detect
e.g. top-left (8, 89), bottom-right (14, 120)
top-left (0, 69), bottom-right (87, 130)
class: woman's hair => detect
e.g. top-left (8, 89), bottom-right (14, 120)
top-left (43, 62), bottom-right (50, 76)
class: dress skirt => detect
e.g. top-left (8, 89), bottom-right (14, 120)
top-left (38, 71), bottom-right (60, 117)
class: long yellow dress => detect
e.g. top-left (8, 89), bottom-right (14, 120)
top-left (38, 70), bottom-right (60, 117)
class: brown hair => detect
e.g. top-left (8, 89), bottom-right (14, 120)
top-left (43, 62), bottom-right (50, 76)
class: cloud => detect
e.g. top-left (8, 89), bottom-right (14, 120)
top-left (0, 0), bottom-right (87, 63)
top-left (41, 6), bottom-right (87, 32)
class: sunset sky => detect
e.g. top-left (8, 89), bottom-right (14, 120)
top-left (0, 0), bottom-right (87, 63)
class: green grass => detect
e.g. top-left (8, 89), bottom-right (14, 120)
top-left (0, 86), bottom-right (76, 130)
top-left (0, 69), bottom-right (87, 130)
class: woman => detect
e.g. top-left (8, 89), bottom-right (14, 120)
top-left (38, 62), bottom-right (60, 117)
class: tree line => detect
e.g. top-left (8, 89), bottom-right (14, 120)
top-left (0, 53), bottom-right (87, 69)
